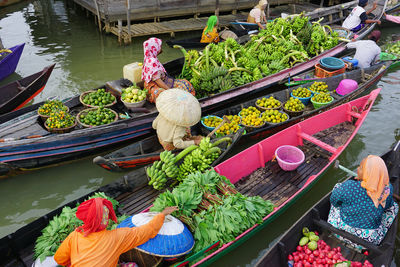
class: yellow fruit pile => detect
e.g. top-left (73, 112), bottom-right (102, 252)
top-left (312, 93), bottom-right (332, 103)
top-left (309, 81), bottom-right (329, 93)
top-left (292, 87), bottom-right (311, 98)
top-left (284, 97), bottom-right (305, 112)
top-left (203, 116), bottom-right (223, 128)
top-left (239, 106), bottom-right (260, 117)
top-left (241, 113), bottom-right (264, 127)
top-left (256, 96), bottom-right (281, 109)
top-left (216, 121), bottom-right (241, 135)
top-left (261, 110), bottom-right (289, 124)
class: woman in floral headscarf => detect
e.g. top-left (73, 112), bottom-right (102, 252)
top-left (54, 197), bottom-right (177, 267)
top-left (328, 155), bottom-right (398, 245)
top-left (142, 37), bottom-right (195, 103)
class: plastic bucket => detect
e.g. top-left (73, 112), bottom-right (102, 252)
top-left (335, 79), bottom-right (358, 96)
top-left (311, 95), bottom-right (334, 109)
top-left (275, 145), bottom-right (305, 171)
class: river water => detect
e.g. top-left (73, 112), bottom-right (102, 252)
top-left (1, 0), bottom-right (400, 266)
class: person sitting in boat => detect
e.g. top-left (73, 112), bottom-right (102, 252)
top-left (346, 30), bottom-right (381, 68)
top-left (153, 89), bottom-right (203, 151)
top-left (54, 197), bottom-right (177, 267)
top-left (327, 155), bottom-right (398, 245)
top-left (200, 15), bottom-right (220, 43)
top-left (342, 0), bottom-right (381, 32)
top-left (247, 0), bottom-right (268, 30)
top-left (142, 37), bottom-right (195, 103)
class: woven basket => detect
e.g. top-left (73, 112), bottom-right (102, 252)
top-left (262, 111), bottom-right (290, 126)
top-left (37, 106), bottom-right (69, 122)
top-left (79, 90), bottom-right (117, 108)
top-left (44, 120), bottom-right (76, 134)
top-left (76, 108), bottom-right (118, 128)
top-left (240, 121), bottom-right (266, 133)
top-left (255, 101), bottom-right (282, 111)
top-left (282, 106), bottom-right (304, 118)
top-left (119, 248), bottom-right (163, 267)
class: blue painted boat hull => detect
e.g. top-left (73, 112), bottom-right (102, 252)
top-left (0, 43), bottom-right (24, 81)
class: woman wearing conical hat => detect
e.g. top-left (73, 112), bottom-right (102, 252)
top-left (247, 0), bottom-right (268, 29)
top-left (153, 89), bottom-right (203, 151)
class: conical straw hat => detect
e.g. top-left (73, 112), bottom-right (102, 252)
top-left (117, 212), bottom-right (195, 257)
top-left (155, 89), bottom-right (201, 127)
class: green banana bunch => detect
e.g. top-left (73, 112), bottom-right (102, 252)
top-left (160, 151), bottom-right (179, 178)
top-left (147, 160), bottom-right (168, 190)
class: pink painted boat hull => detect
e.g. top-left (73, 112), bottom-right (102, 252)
top-left (191, 88), bottom-right (381, 266)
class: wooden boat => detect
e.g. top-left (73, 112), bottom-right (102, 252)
top-left (175, 88), bottom-right (381, 266)
top-left (0, 89), bottom-right (379, 267)
top-left (93, 61), bottom-right (389, 172)
top-left (93, 127), bottom-right (244, 172)
top-left (0, 43), bottom-right (24, 81)
top-left (255, 141), bottom-right (400, 267)
top-left (0, 64), bottom-right (55, 114)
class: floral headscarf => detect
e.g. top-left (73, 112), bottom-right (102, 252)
top-left (358, 155), bottom-right (390, 208)
top-left (141, 37), bottom-right (166, 83)
top-left (75, 198), bottom-right (117, 236)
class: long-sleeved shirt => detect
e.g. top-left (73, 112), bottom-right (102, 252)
top-left (54, 213), bottom-right (165, 267)
top-left (330, 180), bottom-right (393, 229)
top-left (152, 115), bottom-right (195, 149)
top-left (346, 40), bottom-right (381, 69)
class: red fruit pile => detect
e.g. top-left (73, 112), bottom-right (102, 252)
top-left (288, 239), bottom-right (373, 267)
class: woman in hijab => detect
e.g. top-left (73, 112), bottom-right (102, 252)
top-left (247, 0), bottom-right (268, 29)
top-left (54, 197), bottom-right (177, 266)
top-left (328, 155), bottom-right (398, 245)
top-left (200, 15), bottom-right (220, 43)
top-left (142, 37), bottom-right (195, 103)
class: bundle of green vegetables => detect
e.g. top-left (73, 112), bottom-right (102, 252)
top-left (176, 14), bottom-right (339, 98)
top-left (150, 170), bottom-right (275, 252)
top-left (34, 192), bottom-right (128, 262)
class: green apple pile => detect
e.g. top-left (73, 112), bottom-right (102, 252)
top-left (121, 86), bottom-right (147, 103)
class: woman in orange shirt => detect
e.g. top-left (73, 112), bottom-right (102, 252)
top-left (200, 15), bottom-right (220, 43)
top-left (54, 197), bottom-right (177, 267)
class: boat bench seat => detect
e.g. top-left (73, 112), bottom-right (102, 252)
top-left (297, 131), bottom-right (338, 155)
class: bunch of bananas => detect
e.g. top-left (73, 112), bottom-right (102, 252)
top-left (147, 151), bottom-right (179, 190)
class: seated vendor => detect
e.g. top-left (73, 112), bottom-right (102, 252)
top-left (342, 0), bottom-right (381, 32)
top-left (54, 197), bottom-right (177, 266)
top-left (153, 89), bottom-right (203, 151)
top-left (346, 30), bottom-right (381, 68)
top-left (142, 37), bottom-right (195, 103)
top-left (328, 155), bottom-right (398, 245)
top-left (200, 15), bottom-right (220, 43)
top-left (247, 0), bottom-right (268, 30)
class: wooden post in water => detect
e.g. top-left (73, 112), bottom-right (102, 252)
top-left (93, 0), bottom-right (102, 32)
top-left (118, 19), bottom-right (123, 45)
top-left (126, 0), bottom-right (132, 44)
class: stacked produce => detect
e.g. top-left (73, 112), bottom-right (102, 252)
top-left (121, 85), bottom-right (147, 103)
top-left (176, 14), bottom-right (339, 98)
top-left (79, 107), bottom-right (116, 126)
top-left (38, 100), bottom-right (68, 117)
top-left (215, 115), bottom-right (241, 136)
top-left (309, 81), bottom-right (329, 93)
top-left (386, 40), bottom-right (400, 57)
top-left (288, 227), bottom-right (373, 267)
top-left (82, 88), bottom-right (116, 107)
top-left (284, 97), bottom-right (305, 112)
top-left (202, 116), bottom-right (222, 128)
top-left (45, 110), bottom-right (75, 129)
top-left (261, 110), bottom-right (288, 124)
top-left (146, 137), bottom-right (232, 190)
top-left (34, 192), bottom-right (128, 262)
top-left (292, 87), bottom-right (312, 98)
top-left (241, 113), bottom-right (264, 127)
top-left (150, 170), bottom-right (275, 252)
top-left (256, 96), bottom-right (281, 109)
top-left (239, 106), bottom-right (260, 117)
top-left (312, 92), bottom-right (332, 103)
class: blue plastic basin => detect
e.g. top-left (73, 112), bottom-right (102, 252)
top-left (319, 57), bottom-right (345, 70)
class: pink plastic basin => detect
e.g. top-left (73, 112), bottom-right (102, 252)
top-left (335, 79), bottom-right (358, 96)
top-left (275, 145), bottom-right (305, 171)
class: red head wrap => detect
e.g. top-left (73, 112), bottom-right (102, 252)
top-left (76, 198), bottom-right (118, 236)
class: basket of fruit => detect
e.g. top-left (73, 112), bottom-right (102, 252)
top-left (121, 86), bottom-right (147, 109)
top-left (80, 89), bottom-right (117, 108)
top-left (310, 93), bottom-right (334, 109)
top-left (201, 115), bottom-right (223, 131)
top-left (261, 110), bottom-right (289, 125)
top-left (283, 97), bottom-right (305, 117)
top-left (215, 115), bottom-right (242, 137)
top-left (309, 81), bottom-right (329, 94)
top-left (44, 110), bottom-right (76, 134)
top-left (76, 107), bottom-right (118, 128)
top-left (290, 87), bottom-right (313, 105)
top-left (240, 113), bottom-right (265, 132)
top-left (255, 96), bottom-right (282, 111)
top-left (238, 106), bottom-right (260, 118)
top-left (37, 100), bottom-right (69, 122)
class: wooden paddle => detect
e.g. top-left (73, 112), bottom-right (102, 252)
top-left (207, 116), bottom-right (231, 138)
top-left (334, 160), bottom-right (400, 202)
